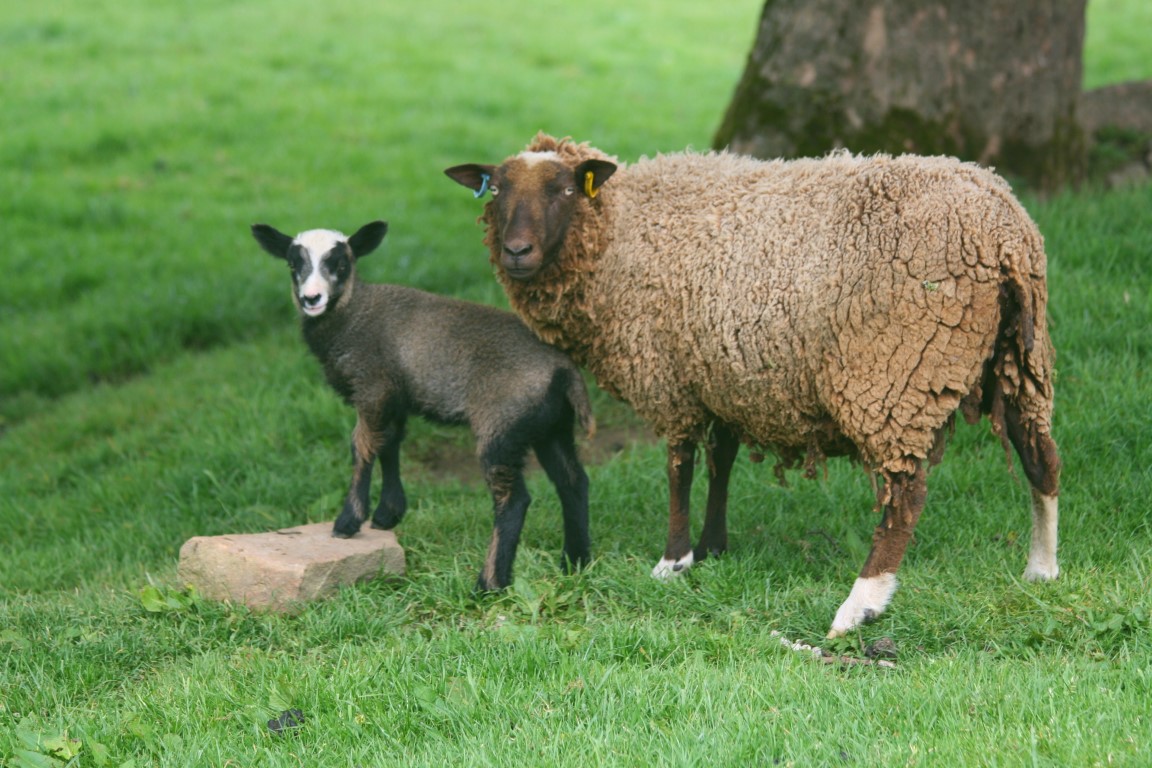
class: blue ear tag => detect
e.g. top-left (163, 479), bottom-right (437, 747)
top-left (475, 173), bottom-right (490, 199)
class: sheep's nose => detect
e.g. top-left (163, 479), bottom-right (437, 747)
top-left (301, 293), bottom-right (323, 307)
top-left (503, 241), bottom-right (533, 259)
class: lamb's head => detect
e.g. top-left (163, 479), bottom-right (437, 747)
top-left (251, 221), bottom-right (387, 318)
top-left (446, 152), bottom-right (616, 280)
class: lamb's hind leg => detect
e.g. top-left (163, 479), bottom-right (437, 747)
top-left (694, 423), bottom-right (739, 562)
top-left (828, 462), bottom-right (927, 638)
top-left (476, 442), bottom-right (532, 591)
top-left (1001, 399), bottom-right (1061, 581)
top-left (533, 434), bottom-right (591, 573)
top-left (652, 440), bottom-right (697, 578)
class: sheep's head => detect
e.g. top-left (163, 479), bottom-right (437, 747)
top-left (251, 221), bottom-right (387, 318)
top-left (446, 153), bottom-right (616, 280)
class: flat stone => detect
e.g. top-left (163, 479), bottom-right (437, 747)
top-left (178, 522), bottom-right (405, 612)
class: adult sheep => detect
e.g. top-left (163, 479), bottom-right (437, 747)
top-left (445, 133), bottom-right (1062, 637)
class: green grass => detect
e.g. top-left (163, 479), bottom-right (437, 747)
top-left (2, 0), bottom-right (1151, 766)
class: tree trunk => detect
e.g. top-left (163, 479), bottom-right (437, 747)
top-left (714, 0), bottom-right (1088, 192)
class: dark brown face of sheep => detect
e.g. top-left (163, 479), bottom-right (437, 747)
top-left (446, 155), bottom-right (616, 280)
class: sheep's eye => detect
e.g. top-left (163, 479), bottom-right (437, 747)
top-left (564, 186), bottom-right (575, 196)
top-left (489, 184), bottom-right (500, 197)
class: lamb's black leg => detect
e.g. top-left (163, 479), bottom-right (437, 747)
top-left (695, 423), bottom-right (739, 561)
top-left (333, 413), bottom-right (380, 538)
top-left (534, 433), bottom-right (591, 573)
top-left (371, 418), bottom-right (408, 530)
top-left (653, 439), bottom-right (696, 577)
top-left (476, 461), bottom-right (532, 591)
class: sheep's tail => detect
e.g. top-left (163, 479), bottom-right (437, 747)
top-left (563, 368), bottom-right (597, 440)
top-left (973, 243), bottom-right (1060, 498)
top-left (996, 257), bottom-right (1055, 417)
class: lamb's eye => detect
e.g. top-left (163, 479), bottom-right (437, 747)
top-left (489, 184), bottom-right (500, 197)
top-left (564, 186), bottom-right (575, 196)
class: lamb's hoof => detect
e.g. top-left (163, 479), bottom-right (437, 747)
top-left (827, 573), bottom-right (897, 638)
top-left (331, 520), bottom-right (362, 539)
top-left (652, 551), bottom-right (694, 579)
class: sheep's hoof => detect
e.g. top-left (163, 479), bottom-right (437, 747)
top-left (1022, 562), bottom-right (1059, 582)
top-left (651, 551), bottom-right (694, 580)
top-left (827, 573), bottom-right (898, 638)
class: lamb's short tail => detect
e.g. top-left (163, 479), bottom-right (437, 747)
top-left (563, 368), bottom-right (596, 439)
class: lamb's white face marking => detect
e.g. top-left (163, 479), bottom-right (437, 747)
top-left (291, 229), bottom-right (347, 317)
top-left (827, 573), bottom-right (898, 638)
top-left (651, 550), bottom-right (694, 579)
top-left (1023, 490), bottom-right (1059, 581)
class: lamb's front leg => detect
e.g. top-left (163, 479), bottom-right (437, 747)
top-left (333, 413), bottom-right (380, 538)
top-left (371, 419), bottom-right (408, 530)
top-left (652, 440), bottom-right (696, 578)
top-left (828, 463), bottom-right (927, 637)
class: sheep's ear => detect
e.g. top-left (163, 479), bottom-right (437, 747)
top-left (348, 220), bottom-right (388, 259)
top-left (574, 159), bottom-right (617, 198)
top-left (251, 224), bottom-right (295, 260)
top-left (445, 164), bottom-right (498, 196)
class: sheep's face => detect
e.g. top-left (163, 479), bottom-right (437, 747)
top-left (446, 153), bottom-right (616, 280)
top-left (251, 221), bottom-right (388, 319)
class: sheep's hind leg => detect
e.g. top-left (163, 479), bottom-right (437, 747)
top-left (828, 463), bottom-right (927, 638)
top-left (694, 423), bottom-right (739, 562)
top-left (534, 434), bottom-right (591, 573)
top-left (653, 440), bottom-right (697, 578)
top-left (333, 414), bottom-right (380, 538)
top-left (999, 399), bottom-right (1061, 581)
top-left (370, 419), bottom-right (408, 530)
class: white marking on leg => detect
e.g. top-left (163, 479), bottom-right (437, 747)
top-left (651, 550), bottom-right (694, 579)
top-left (1023, 490), bottom-right (1059, 581)
top-left (827, 573), bottom-right (898, 638)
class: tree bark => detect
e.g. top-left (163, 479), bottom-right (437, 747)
top-left (714, 0), bottom-right (1088, 192)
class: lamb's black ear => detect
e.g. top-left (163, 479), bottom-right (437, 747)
top-left (348, 220), bottom-right (388, 259)
top-left (445, 164), bottom-right (498, 195)
top-left (251, 224), bottom-right (295, 260)
top-left (574, 159), bottom-right (617, 198)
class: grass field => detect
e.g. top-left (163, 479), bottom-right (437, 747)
top-left (2, 0), bottom-right (1151, 765)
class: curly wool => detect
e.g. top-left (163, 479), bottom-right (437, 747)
top-left (482, 134), bottom-right (1055, 476)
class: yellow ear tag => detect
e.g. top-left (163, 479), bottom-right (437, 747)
top-left (584, 170), bottom-right (599, 199)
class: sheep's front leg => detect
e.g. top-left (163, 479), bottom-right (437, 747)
top-left (652, 440), bottom-right (696, 578)
top-left (371, 419), bottom-right (408, 530)
top-left (333, 413), bottom-right (381, 538)
top-left (828, 463), bottom-right (927, 638)
top-left (695, 424), bottom-right (739, 562)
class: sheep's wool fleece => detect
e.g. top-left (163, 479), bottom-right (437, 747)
top-left (486, 135), bottom-right (1055, 475)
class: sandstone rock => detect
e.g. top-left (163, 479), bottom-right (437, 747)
top-left (178, 522), bottom-right (405, 612)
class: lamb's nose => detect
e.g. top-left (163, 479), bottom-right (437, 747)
top-left (302, 293), bottom-right (323, 307)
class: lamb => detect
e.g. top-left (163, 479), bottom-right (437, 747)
top-left (445, 133), bottom-right (1062, 636)
top-left (250, 219), bottom-right (594, 591)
